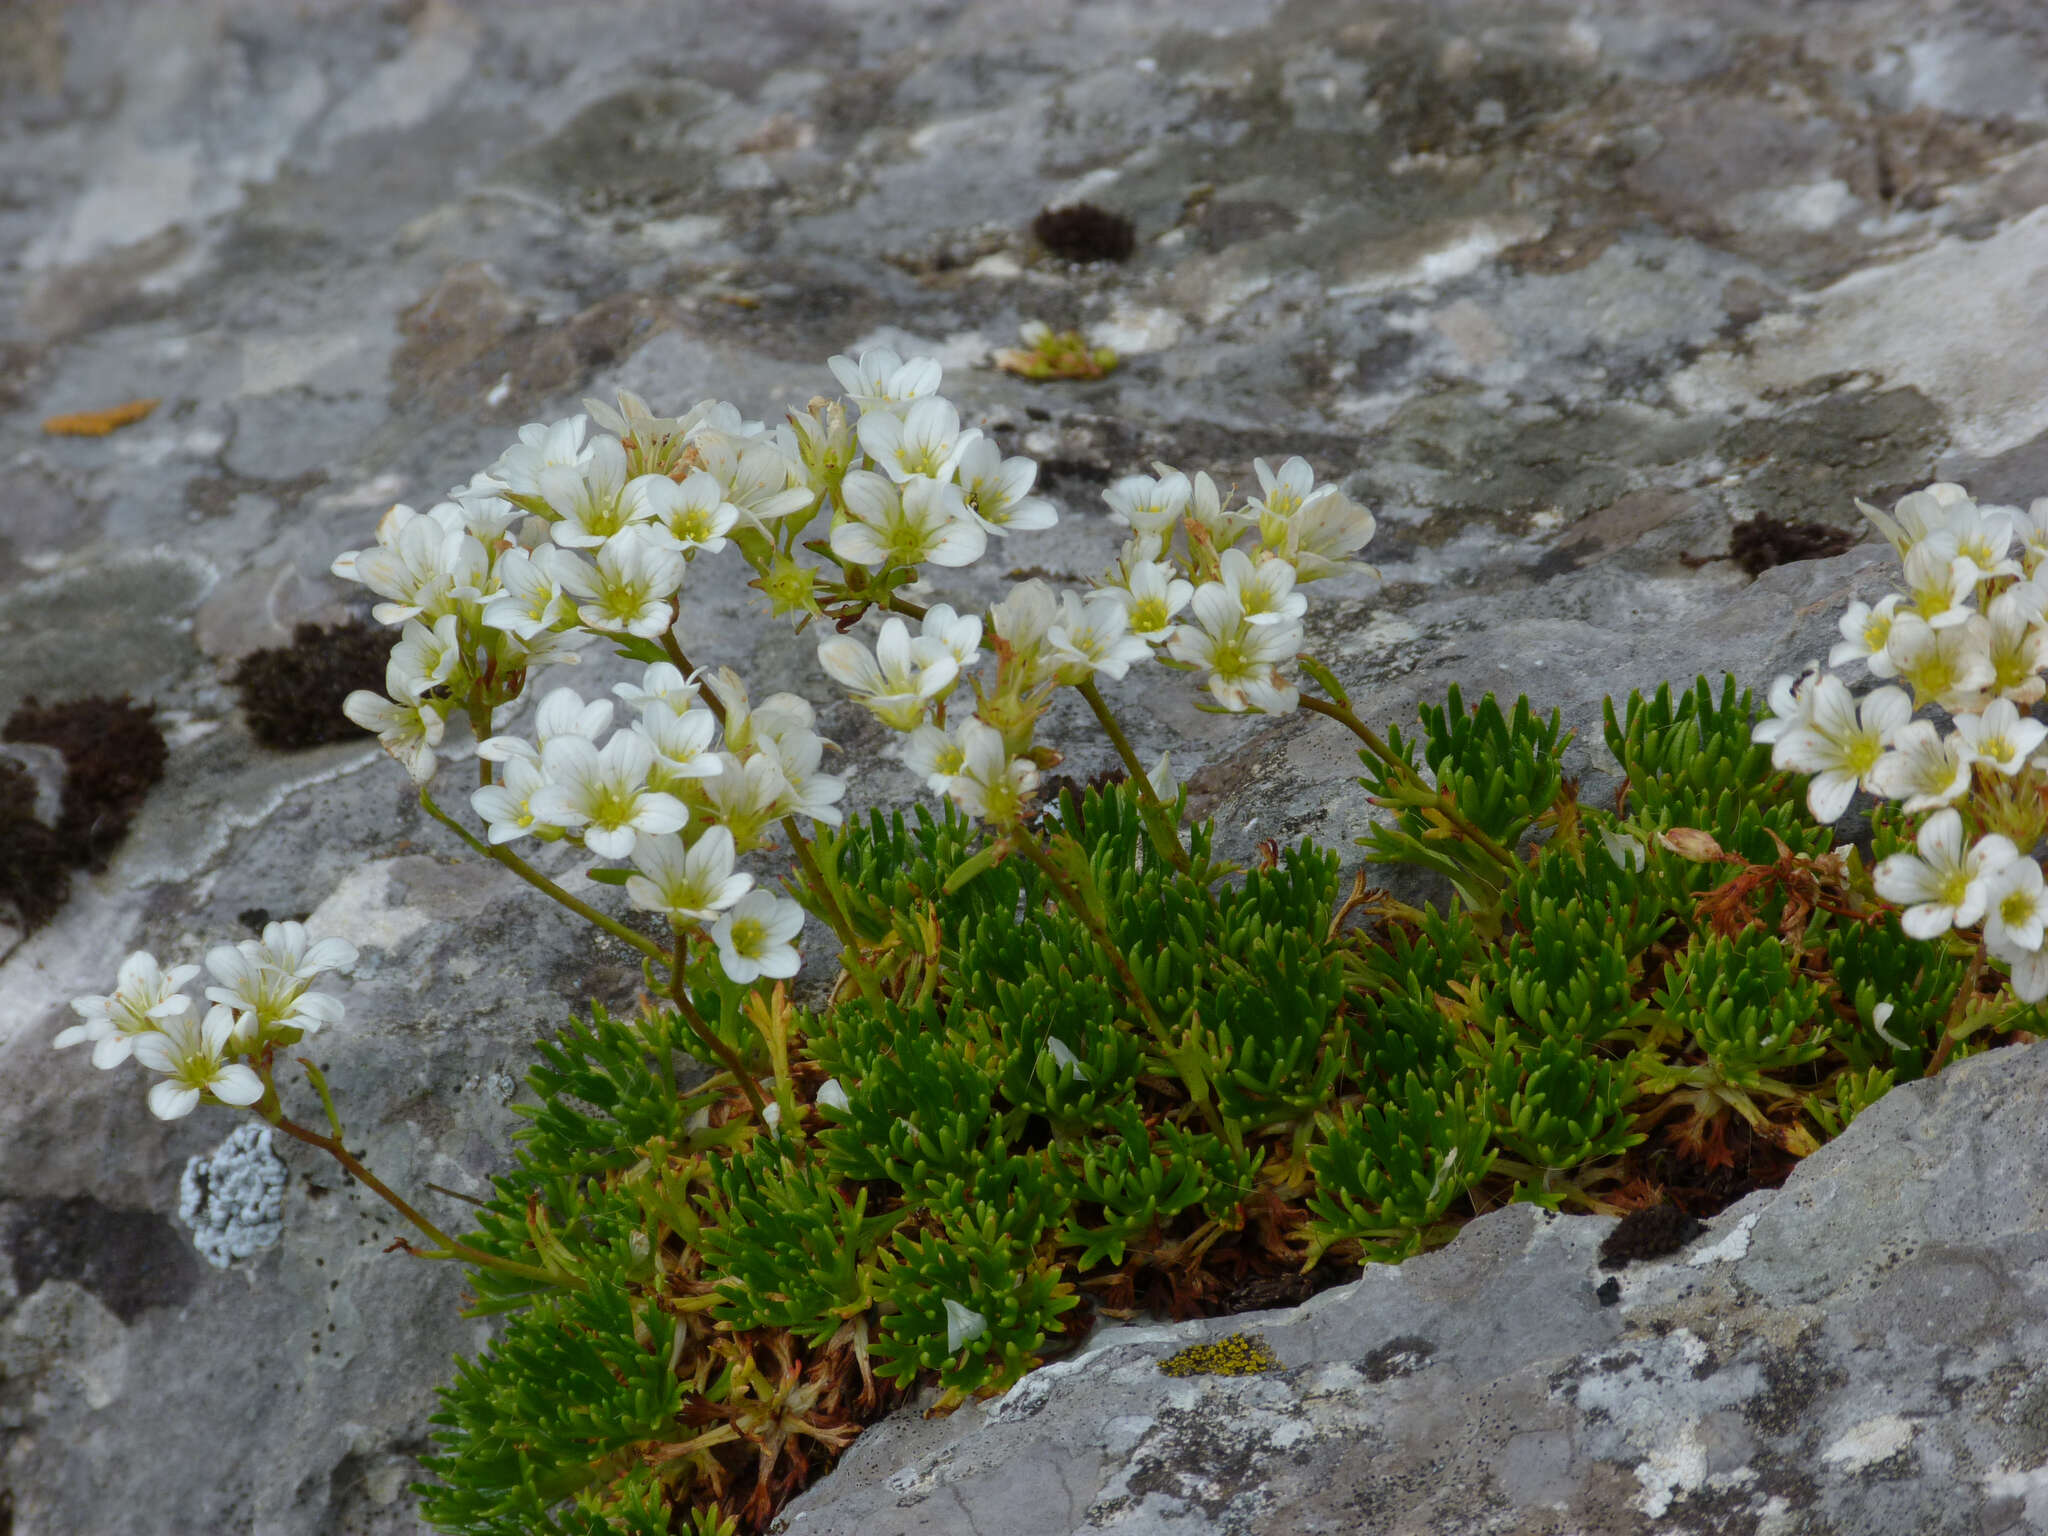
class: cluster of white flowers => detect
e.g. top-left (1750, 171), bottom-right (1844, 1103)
top-left (810, 353), bottom-right (1379, 823)
top-left (53, 924), bottom-right (356, 1120)
top-left (1759, 481), bottom-right (2048, 998)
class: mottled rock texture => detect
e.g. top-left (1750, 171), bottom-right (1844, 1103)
top-left (1, 1), bottom-right (2045, 1533)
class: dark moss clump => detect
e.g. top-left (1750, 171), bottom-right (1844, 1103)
top-left (1032, 202), bottom-right (1137, 263)
top-left (1598, 1202), bottom-right (1706, 1271)
top-left (1729, 515), bottom-right (1858, 577)
top-left (4, 694), bottom-right (168, 869)
top-left (229, 620), bottom-right (390, 749)
top-left (0, 756), bottom-right (70, 930)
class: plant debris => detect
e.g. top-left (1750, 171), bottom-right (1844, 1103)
top-left (1597, 1201), bottom-right (1707, 1270)
top-left (41, 398), bottom-right (160, 437)
top-left (229, 620), bottom-right (391, 749)
top-left (0, 695), bottom-right (168, 932)
top-left (1031, 201), bottom-right (1136, 263)
top-left (993, 322), bottom-right (1119, 382)
top-left (1728, 514), bottom-right (1859, 576)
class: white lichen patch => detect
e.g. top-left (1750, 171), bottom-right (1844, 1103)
top-left (179, 1122), bottom-right (288, 1269)
top-left (1822, 1414), bottom-right (1916, 1473)
top-left (1688, 1211), bottom-right (1761, 1266)
top-left (303, 859), bottom-right (433, 960)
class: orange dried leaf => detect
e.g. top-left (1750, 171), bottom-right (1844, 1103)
top-left (42, 398), bottom-right (160, 437)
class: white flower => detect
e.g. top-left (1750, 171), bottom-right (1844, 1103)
top-left (756, 726), bottom-right (848, 826)
top-left (828, 348), bottom-right (942, 412)
top-left (1217, 547), bottom-right (1307, 626)
top-left (1750, 663), bottom-right (1822, 746)
top-left (1103, 471), bottom-right (1191, 536)
top-left (343, 661), bottom-right (449, 784)
top-left (943, 1297), bottom-right (988, 1354)
top-left (856, 396), bottom-right (979, 483)
top-left (484, 415), bottom-right (592, 499)
top-left (530, 733), bottom-right (689, 859)
top-left (944, 720), bottom-right (1039, 823)
top-left (614, 662), bottom-right (702, 717)
top-left (555, 528), bottom-right (686, 638)
top-left (132, 1005), bottom-right (265, 1121)
top-left (1900, 534), bottom-right (1979, 630)
top-left (56, 951), bottom-right (201, 1069)
top-left (953, 438), bottom-right (1056, 534)
top-left (1114, 559), bottom-right (1194, 642)
top-left (818, 617), bottom-right (959, 731)
top-left (2016, 499), bottom-right (2048, 575)
top-left (479, 686), bottom-right (614, 766)
top-left (472, 756), bottom-right (549, 844)
top-left (1868, 720), bottom-right (1974, 812)
top-left (626, 826), bottom-right (753, 922)
top-left (1985, 589), bottom-right (2048, 705)
top-left (816, 1077), bottom-right (851, 1114)
top-left (1944, 499), bottom-right (2022, 584)
top-left (1184, 467), bottom-right (1252, 542)
top-left (1984, 858), bottom-right (2048, 1001)
top-left (1597, 825), bottom-right (1647, 871)
top-left (1953, 697), bottom-right (2048, 775)
top-left (1872, 809), bottom-right (2016, 939)
top-left (634, 704), bottom-right (724, 793)
top-left (920, 603), bottom-right (984, 670)
top-left (1869, 1000), bottom-right (1913, 1055)
top-left (700, 752), bottom-right (791, 851)
top-left (1829, 594), bottom-right (1904, 675)
top-left (711, 890), bottom-right (805, 983)
top-left (1857, 481), bottom-right (1972, 558)
top-left (695, 429), bottom-right (817, 529)
top-left (829, 471), bottom-right (986, 569)
top-left (1166, 584), bottom-right (1303, 714)
top-left (1885, 613), bottom-right (1994, 714)
top-left (1770, 676), bottom-right (1911, 823)
top-left (204, 926), bottom-right (353, 1045)
top-left (387, 615), bottom-right (464, 699)
top-left (638, 469), bottom-right (740, 555)
top-left (339, 505), bottom-right (487, 626)
top-left (902, 718), bottom-right (973, 794)
top-left (539, 435), bottom-right (647, 548)
top-left (1283, 487), bottom-right (1378, 580)
top-left (989, 578), bottom-right (1061, 687)
top-left (1146, 751), bottom-right (1178, 802)
top-left (1047, 590), bottom-right (1151, 684)
top-left (1250, 455), bottom-right (1319, 519)
top-left (480, 545), bottom-right (579, 639)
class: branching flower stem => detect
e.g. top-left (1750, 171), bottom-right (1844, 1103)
top-left (667, 930), bottom-right (770, 1123)
top-left (253, 1064), bottom-right (579, 1292)
top-left (417, 788), bottom-right (766, 1118)
top-left (659, 632), bottom-right (886, 1009)
top-left (1297, 692), bottom-right (1522, 875)
top-left (882, 592), bottom-right (1192, 873)
top-left (1003, 825), bottom-right (1164, 1037)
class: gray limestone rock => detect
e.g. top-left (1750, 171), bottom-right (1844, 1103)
top-left (1, 0), bottom-right (2045, 1532)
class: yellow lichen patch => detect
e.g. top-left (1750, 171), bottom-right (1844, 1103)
top-left (1158, 1331), bottom-right (1280, 1378)
top-left (42, 398), bottom-right (160, 437)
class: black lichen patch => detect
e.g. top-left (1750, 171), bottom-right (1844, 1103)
top-left (0, 756), bottom-right (69, 929)
top-left (1728, 514), bottom-right (1859, 577)
top-left (229, 620), bottom-right (390, 749)
top-left (1032, 202), bottom-right (1137, 263)
top-left (4, 1194), bottom-right (200, 1322)
top-left (1596, 1276), bottom-right (1623, 1306)
top-left (1598, 1203), bottom-right (1706, 1270)
top-left (3, 693), bottom-right (167, 870)
top-left (1361, 1335), bottom-right (1436, 1383)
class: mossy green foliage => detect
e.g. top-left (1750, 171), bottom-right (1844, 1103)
top-left (422, 674), bottom-right (2019, 1535)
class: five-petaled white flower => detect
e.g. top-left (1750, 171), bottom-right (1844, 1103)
top-left (638, 469), bottom-right (740, 556)
top-left (1103, 471), bottom-right (1190, 536)
top-left (857, 397), bottom-right (979, 484)
top-left (1952, 697), bottom-right (2048, 776)
top-left (1984, 858), bottom-right (2048, 1001)
top-left (204, 924), bottom-right (355, 1047)
top-left (483, 414), bottom-right (592, 499)
top-left (1166, 584), bottom-right (1303, 713)
top-left (1047, 590), bottom-right (1152, 684)
top-left (343, 659), bottom-right (449, 784)
top-left (1868, 720), bottom-right (1974, 812)
top-left (829, 471), bottom-right (986, 570)
top-left (556, 527), bottom-right (686, 638)
top-left (953, 439), bottom-right (1056, 535)
top-left (530, 733), bottom-right (689, 859)
top-left (828, 348), bottom-right (942, 412)
top-left (1114, 559), bottom-right (1194, 642)
top-left (818, 617), bottom-right (959, 731)
top-left (1769, 675), bottom-right (1911, 824)
top-left (56, 951), bottom-right (200, 1069)
top-left (1880, 613), bottom-right (1994, 715)
top-left (1872, 809), bottom-right (2016, 939)
top-left (634, 704), bottom-right (725, 794)
top-left (472, 755), bottom-right (550, 844)
top-left (1217, 547), bottom-right (1307, 626)
top-left (626, 826), bottom-right (754, 923)
top-left (711, 890), bottom-right (805, 983)
top-left (1829, 594), bottom-right (1904, 675)
top-left (943, 721), bottom-right (1040, 823)
top-left (133, 1005), bottom-right (266, 1121)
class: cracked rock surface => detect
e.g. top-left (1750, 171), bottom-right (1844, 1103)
top-left (1, 1), bottom-right (2044, 1532)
